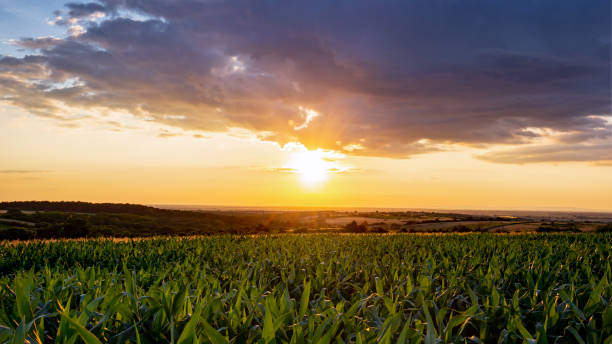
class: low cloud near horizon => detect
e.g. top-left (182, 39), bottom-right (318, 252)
top-left (1, 0), bottom-right (610, 164)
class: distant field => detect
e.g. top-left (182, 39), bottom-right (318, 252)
top-left (1, 202), bottom-right (610, 240)
top-left (576, 223), bottom-right (604, 232)
top-left (325, 216), bottom-right (407, 225)
top-left (0, 234), bottom-right (610, 343)
top-left (489, 222), bottom-right (541, 232)
top-left (0, 218), bottom-right (35, 226)
top-left (408, 220), bottom-right (510, 231)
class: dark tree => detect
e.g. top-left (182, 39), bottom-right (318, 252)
top-left (63, 215), bottom-right (90, 238)
top-left (597, 224), bottom-right (612, 233)
top-left (345, 220), bottom-right (367, 233)
top-left (6, 209), bottom-right (22, 216)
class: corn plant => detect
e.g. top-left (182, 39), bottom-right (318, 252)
top-left (0, 233), bottom-right (611, 343)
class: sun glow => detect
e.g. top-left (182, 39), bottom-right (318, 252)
top-left (290, 151), bottom-right (329, 185)
top-left (283, 144), bottom-right (347, 187)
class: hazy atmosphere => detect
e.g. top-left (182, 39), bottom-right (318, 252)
top-left (1, 0), bottom-right (611, 210)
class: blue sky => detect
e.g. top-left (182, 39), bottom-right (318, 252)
top-left (0, 0), bottom-right (66, 56)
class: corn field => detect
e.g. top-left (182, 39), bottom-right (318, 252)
top-left (0, 234), bottom-right (611, 343)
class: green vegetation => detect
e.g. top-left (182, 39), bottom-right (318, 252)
top-left (3, 202), bottom-right (610, 239)
top-left (0, 202), bottom-right (309, 239)
top-left (0, 234), bottom-right (611, 343)
top-left (343, 220), bottom-right (369, 233)
top-left (0, 202), bottom-right (517, 239)
top-left (537, 222), bottom-right (580, 233)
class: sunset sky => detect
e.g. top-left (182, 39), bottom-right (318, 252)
top-left (1, 0), bottom-right (611, 210)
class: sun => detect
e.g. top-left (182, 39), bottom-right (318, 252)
top-left (291, 151), bottom-right (329, 185)
top-left (284, 147), bottom-right (346, 187)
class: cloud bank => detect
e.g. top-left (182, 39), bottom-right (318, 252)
top-left (1, 0), bottom-right (610, 163)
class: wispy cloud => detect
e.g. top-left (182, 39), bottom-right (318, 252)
top-left (293, 107), bottom-right (320, 131)
top-left (157, 129), bottom-right (181, 138)
top-left (477, 143), bottom-right (612, 165)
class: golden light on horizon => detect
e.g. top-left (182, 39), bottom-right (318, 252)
top-left (284, 146), bottom-right (347, 187)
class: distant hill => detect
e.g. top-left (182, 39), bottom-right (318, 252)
top-left (2, 201), bottom-right (608, 240)
top-left (0, 201), bottom-right (270, 239)
top-left (1, 201), bottom-right (198, 217)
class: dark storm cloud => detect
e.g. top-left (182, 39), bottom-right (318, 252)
top-left (1, 0), bottom-right (610, 162)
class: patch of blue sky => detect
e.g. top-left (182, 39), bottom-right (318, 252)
top-left (0, 0), bottom-right (67, 57)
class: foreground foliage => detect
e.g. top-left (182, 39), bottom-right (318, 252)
top-left (0, 234), bottom-right (611, 343)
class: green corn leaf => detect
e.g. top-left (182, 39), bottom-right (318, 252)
top-left (177, 305), bottom-right (201, 344)
top-left (299, 279), bottom-right (311, 319)
top-left (603, 306), bottom-right (612, 329)
top-left (396, 321), bottom-right (411, 344)
top-left (376, 277), bottom-right (384, 296)
top-left (201, 320), bottom-right (228, 344)
top-left (263, 299), bottom-right (276, 344)
top-left (559, 290), bottom-right (586, 321)
top-left (60, 312), bottom-right (103, 344)
top-left (566, 326), bottom-right (586, 344)
top-left (514, 317), bottom-right (534, 342)
top-left (423, 303), bottom-right (437, 344)
top-left (134, 322), bottom-right (142, 344)
top-left (9, 320), bottom-right (26, 344)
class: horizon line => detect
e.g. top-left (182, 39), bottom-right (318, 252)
top-left (152, 203), bottom-right (612, 214)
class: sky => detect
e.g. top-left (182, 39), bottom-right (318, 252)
top-left (1, 0), bottom-right (611, 210)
